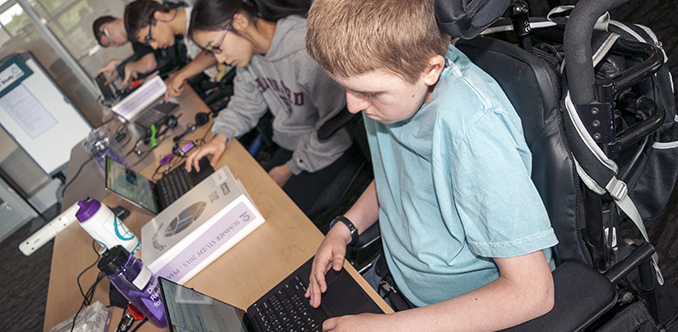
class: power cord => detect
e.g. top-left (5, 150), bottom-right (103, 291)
top-left (62, 157), bottom-right (94, 197)
top-left (114, 122), bottom-right (131, 147)
top-left (150, 135), bottom-right (208, 181)
top-left (130, 318), bottom-right (148, 332)
top-left (128, 125), bottom-right (177, 168)
top-left (69, 240), bottom-right (105, 332)
top-left (152, 154), bottom-right (186, 181)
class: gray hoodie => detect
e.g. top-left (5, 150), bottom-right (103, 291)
top-left (211, 15), bottom-right (351, 175)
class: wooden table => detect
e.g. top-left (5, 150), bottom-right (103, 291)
top-left (43, 87), bottom-right (391, 331)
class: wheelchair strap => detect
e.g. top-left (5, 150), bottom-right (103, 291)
top-left (564, 93), bottom-right (664, 285)
top-left (374, 254), bottom-right (416, 311)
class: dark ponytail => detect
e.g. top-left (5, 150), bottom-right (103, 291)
top-left (189, 0), bottom-right (309, 38)
top-left (252, 0), bottom-right (310, 21)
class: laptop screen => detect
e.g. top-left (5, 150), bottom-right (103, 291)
top-left (105, 157), bottom-right (159, 214)
top-left (158, 277), bottom-right (254, 332)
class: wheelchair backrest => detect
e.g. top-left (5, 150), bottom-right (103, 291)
top-left (456, 37), bottom-right (591, 266)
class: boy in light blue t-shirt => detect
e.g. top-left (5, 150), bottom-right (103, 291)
top-left (304, 0), bottom-right (559, 331)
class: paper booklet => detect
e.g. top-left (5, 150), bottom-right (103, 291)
top-left (141, 165), bottom-right (265, 284)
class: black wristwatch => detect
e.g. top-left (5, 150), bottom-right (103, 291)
top-left (330, 216), bottom-right (359, 246)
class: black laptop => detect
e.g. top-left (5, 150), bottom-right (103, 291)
top-left (158, 257), bottom-right (384, 332)
top-left (133, 101), bottom-right (180, 129)
top-left (95, 72), bottom-right (178, 130)
top-left (105, 156), bottom-right (214, 214)
top-left (95, 72), bottom-right (117, 106)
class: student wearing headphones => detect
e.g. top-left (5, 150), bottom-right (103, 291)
top-left (93, 16), bottom-right (158, 89)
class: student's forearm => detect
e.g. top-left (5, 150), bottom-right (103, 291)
top-left (99, 59), bottom-right (123, 76)
top-left (126, 53), bottom-right (157, 74)
top-left (343, 180), bottom-right (380, 235)
top-left (176, 51), bottom-right (218, 80)
top-left (357, 251), bottom-right (554, 332)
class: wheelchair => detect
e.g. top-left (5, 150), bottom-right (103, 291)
top-left (334, 0), bottom-right (678, 330)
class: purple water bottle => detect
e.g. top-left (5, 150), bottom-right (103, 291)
top-left (97, 245), bottom-right (167, 328)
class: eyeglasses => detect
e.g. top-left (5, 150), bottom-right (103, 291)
top-left (204, 22), bottom-right (231, 57)
top-left (143, 22), bottom-right (155, 46)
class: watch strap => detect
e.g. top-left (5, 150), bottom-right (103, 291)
top-left (330, 215), bottom-right (359, 246)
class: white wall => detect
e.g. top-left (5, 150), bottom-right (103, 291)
top-left (0, 176), bottom-right (37, 243)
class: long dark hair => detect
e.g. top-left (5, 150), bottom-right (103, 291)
top-left (188, 0), bottom-right (309, 37)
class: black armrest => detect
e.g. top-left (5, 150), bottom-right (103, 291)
top-left (503, 242), bottom-right (657, 332)
top-left (318, 108), bottom-right (356, 140)
top-left (350, 222), bottom-right (381, 251)
top-left (346, 223), bottom-right (382, 274)
top-left (501, 261), bottom-right (617, 332)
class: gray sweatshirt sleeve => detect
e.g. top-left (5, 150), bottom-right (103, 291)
top-left (211, 66), bottom-right (269, 140)
top-left (285, 55), bottom-right (352, 175)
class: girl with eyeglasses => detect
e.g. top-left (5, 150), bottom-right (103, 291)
top-left (184, 0), bottom-right (353, 216)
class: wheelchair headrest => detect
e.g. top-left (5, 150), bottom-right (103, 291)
top-left (435, 0), bottom-right (510, 39)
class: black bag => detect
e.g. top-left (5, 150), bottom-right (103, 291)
top-left (556, 11), bottom-right (678, 234)
top-left (603, 22), bottom-right (678, 221)
top-left (595, 302), bottom-right (658, 332)
top-left (474, 6), bottom-right (678, 265)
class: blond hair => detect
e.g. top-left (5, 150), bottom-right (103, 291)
top-left (306, 0), bottom-right (450, 84)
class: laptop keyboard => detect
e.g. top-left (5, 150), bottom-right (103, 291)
top-left (157, 167), bottom-right (194, 208)
top-left (254, 276), bottom-right (322, 332)
top-left (135, 108), bottom-right (166, 129)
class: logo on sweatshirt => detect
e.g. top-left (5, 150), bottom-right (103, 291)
top-left (255, 77), bottom-right (305, 113)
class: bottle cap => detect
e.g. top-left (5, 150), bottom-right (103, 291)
top-left (97, 245), bottom-right (130, 275)
top-left (76, 199), bottom-right (101, 222)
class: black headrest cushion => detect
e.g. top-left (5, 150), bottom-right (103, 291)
top-left (435, 0), bottom-right (510, 39)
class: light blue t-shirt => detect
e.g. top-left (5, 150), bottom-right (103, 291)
top-left (366, 45), bottom-right (559, 307)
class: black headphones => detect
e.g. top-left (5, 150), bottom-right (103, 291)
top-left (195, 112), bottom-right (209, 126)
top-left (166, 114), bottom-right (179, 128)
top-left (154, 114), bottom-right (179, 137)
top-left (173, 112), bottom-right (210, 142)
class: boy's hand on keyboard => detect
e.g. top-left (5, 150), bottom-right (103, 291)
top-left (305, 226), bottom-right (350, 308)
top-left (185, 134), bottom-right (228, 172)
